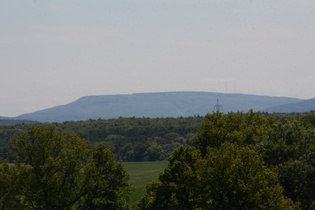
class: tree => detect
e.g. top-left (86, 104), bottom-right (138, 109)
top-left (4, 124), bottom-right (131, 209)
top-left (0, 159), bottom-right (23, 209)
top-left (254, 120), bottom-right (315, 209)
top-left (277, 160), bottom-right (315, 209)
top-left (77, 143), bottom-right (131, 209)
top-left (144, 143), bottom-right (165, 161)
top-left (137, 146), bottom-right (201, 209)
top-left (197, 142), bottom-right (297, 209)
top-left (137, 143), bottom-right (298, 209)
top-left (192, 111), bottom-right (274, 156)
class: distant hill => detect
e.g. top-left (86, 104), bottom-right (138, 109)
top-left (264, 98), bottom-right (315, 113)
top-left (14, 92), bottom-right (302, 123)
top-left (0, 117), bottom-right (39, 126)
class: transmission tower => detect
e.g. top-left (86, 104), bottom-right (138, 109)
top-left (213, 98), bottom-right (223, 112)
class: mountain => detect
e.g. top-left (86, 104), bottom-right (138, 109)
top-left (15, 92), bottom-right (302, 123)
top-left (264, 98), bottom-right (315, 113)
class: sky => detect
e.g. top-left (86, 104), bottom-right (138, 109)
top-left (1, 0), bottom-right (315, 117)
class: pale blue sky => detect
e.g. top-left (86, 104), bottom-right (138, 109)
top-left (1, 0), bottom-right (315, 116)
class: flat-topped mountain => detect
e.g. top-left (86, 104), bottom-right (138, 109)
top-left (15, 92), bottom-right (302, 122)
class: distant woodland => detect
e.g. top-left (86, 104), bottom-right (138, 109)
top-left (0, 117), bottom-right (204, 161)
top-left (1, 111), bottom-right (315, 209)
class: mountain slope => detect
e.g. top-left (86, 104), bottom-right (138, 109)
top-left (264, 98), bottom-right (315, 113)
top-left (15, 92), bottom-right (302, 122)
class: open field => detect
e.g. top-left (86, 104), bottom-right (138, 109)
top-left (124, 161), bottom-right (168, 206)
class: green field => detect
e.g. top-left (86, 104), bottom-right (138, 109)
top-left (124, 161), bottom-right (168, 206)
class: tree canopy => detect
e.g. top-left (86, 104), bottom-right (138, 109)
top-left (137, 143), bottom-right (298, 210)
top-left (0, 124), bottom-right (131, 209)
top-left (136, 111), bottom-right (315, 209)
top-left (2, 111), bottom-right (315, 209)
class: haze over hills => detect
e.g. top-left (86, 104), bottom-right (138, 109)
top-left (0, 116), bottom-right (39, 125)
top-left (264, 98), bottom-right (315, 113)
top-left (13, 91), bottom-right (303, 123)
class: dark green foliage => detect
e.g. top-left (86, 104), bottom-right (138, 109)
top-left (192, 110), bottom-right (275, 156)
top-left (143, 143), bottom-right (165, 161)
top-left (254, 120), bottom-right (314, 165)
top-left (277, 160), bottom-right (315, 208)
top-left (0, 117), bottom-right (203, 161)
top-left (254, 120), bottom-right (315, 209)
top-left (197, 143), bottom-right (294, 209)
top-left (57, 117), bottom-right (203, 161)
top-left (77, 143), bottom-right (131, 209)
top-left (137, 143), bottom-right (298, 210)
top-left (136, 146), bottom-right (201, 210)
top-left (137, 111), bottom-right (315, 209)
top-left (0, 159), bottom-right (24, 209)
top-left (190, 111), bottom-right (315, 209)
top-left (0, 124), bottom-right (31, 159)
top-left (0, 124), bottom-right (131, 209)
top-left (9, 125), bottom-right (90, 209)
top-left (2, 112), bottom-right (315, 209)
top-left (300, 111), bottom-right (315, 127)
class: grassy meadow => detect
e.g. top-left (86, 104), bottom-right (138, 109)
top-left (124, 161), bottom-right (168, 205)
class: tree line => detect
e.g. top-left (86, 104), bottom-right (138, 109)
top-left (1, 111), bottom-right (315, 208)
top-left (0, 117), bottom-right (204, 161)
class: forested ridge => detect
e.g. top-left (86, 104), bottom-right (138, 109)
top-left (1, 111), bottom-right (315, 209)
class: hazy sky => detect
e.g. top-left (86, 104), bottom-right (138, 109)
top-left (1, 0), bottom-right (315, 117)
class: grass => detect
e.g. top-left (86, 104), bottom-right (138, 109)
top-left (124, 161), bottom-right (168, 206)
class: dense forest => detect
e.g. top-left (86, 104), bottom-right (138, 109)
top-left (138, 111), bottom-right (315, 209)
top-left (0, 117), bottom-right (204, 161)
top-left (1, 111), bottom-right (315, 209)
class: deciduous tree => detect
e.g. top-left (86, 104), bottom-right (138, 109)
top-left (3, 124), bottom-right (131, 209)
top-left (137, 143), bottom-right (298, 209)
